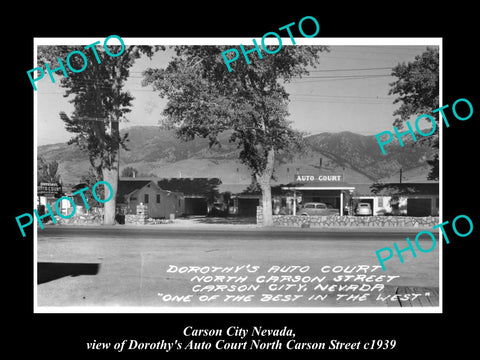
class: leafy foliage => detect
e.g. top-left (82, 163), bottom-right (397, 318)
top-left (143, 45), bottom-right (328, 225)
top-left (121, 166), bottom-right (139, 178)
top-left (426, 152), bottom-right (439, 181)
top-left (38, 45), bottom-right (163, 172)
top-left (38, 43), bottom-right (163, 224)
top-left (37, 156), bottom-right (60, 183)
top-left (389, 47), bottom-right (439, 180)
top-left (143, 45), bottom-right (328, 177)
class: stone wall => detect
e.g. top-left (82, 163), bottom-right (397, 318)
top-left (53, 214), bottom-right (173, 226)
top-left (124, 204), bottom-right (173, 225)
top-left (256, 206), bottom-right (439, 228)
top-left (124, 214), bottom-right (173, 225)
top-left (125, 214), bottom-right (148, 225)
top-left (55, 213), bottom-right (103, 225)
top-left (256, 206), bottom-right (264, 225)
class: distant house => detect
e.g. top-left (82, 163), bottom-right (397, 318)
top-left (224, 180), bottom-right (439, 218)
top-left (157, 178), bottom-right (222, 216)
top-left (117, 179), bottom-right (184, 218)
top-left (219, 183), bottom-right (254, 216)
top-left (353, 182), bottom-right (439, 216)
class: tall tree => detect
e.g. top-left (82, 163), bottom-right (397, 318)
top-left (389, 47), bottom-right (439, 180)
top-left (143, 45), bottom-right (328, 225)
top-left (121, 166), bottom-right (139, 178)
top-left (38, 43), bottom-right (163, 224)
top-left (37, 156), bottom-right (60, 183)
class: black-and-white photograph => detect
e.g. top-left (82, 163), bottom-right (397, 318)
top-left (32, 38), bottom-right (442, 312)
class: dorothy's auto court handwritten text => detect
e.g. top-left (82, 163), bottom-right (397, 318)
top-left (155, 264), bottom-right (431, 305)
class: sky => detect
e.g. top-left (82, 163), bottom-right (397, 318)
top-left (35, 39), bottom-right (439, 146)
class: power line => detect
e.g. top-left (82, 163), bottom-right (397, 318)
top-left (288, 93), bottom-right (392, 100)
top-left (39, 73), bottom-right (393, 93)
top-left (330, 47), bottom-right (427, 56)
top-left (321, 55), bottom-right (405, 62)
top-left (308, 67), bottom-right (392, 72)
top-left (38, 68), bottom-right (394, 89)
top-left (127, 67), bottom-right (394, 74)
top-left (289, 98), bottom-right (392, 105)
top-left (71, 117), bottom-right (130, 122)
top-left (294, 73), bottom-right (391, 79)
top-left (291, 75), bottom-right (392, 83)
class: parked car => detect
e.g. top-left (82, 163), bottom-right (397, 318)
top-left (299, 202), bottom-right (340, 216)
top-left (356, 202), bottom-right (372, 216)
top-left (208, 202), bottom-right (228, 217)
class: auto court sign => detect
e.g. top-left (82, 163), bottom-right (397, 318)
top-left (287, 174), bottom-right (351, 216)
top-left (37, 182), bottom-right (62, 196)
top-left (294, 174), bottom-right (343, 182)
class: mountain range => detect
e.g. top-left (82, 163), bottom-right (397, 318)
top-left (37, 126), bottom-right (436, 188)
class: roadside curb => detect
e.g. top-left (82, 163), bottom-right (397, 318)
top-left (44, 223), bottom-right (439, 233)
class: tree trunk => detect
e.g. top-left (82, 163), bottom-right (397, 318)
top-left (102, 65), bottom-right (122, 226)
top-left (102, 165), bottom-right (118, 225)
top-left (256, 148), bottom-right (275, 227)
top-left (259, 180), bottom-right (273, 226)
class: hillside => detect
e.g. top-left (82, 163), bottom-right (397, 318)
top-left (37, 126), bottom-right (435, 187)
top-left (377, 164), bottom-right (437, 183)
top-left (306, 131), bottom-right (435, 181)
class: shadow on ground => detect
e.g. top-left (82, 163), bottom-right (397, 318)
top-left (191, 216), bottom-right (256, 225)
top-left (37, 262), bottom-right (100, 284)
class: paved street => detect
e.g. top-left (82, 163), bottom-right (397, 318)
top-left (36, 224), bottom-right (440, 310)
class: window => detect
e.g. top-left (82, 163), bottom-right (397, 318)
top-left (156, 194), bottom-right (161, 204)
top-left (305, 204), bottom-right (315, 209)
top-left (316, 204), bottom-right (326, 209)
top-left (144, 194), bottom-right (149, 203)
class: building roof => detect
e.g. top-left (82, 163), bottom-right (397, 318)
top-left (282, 180), bottom-right (355, 190)
top-left (218, 183), bottom-right (250, 194)
top-left (352, 183), bottom-right (377, 196)
top-left (157, 178), bottom-right (221, 196)
top-left (125, 181), bottom-right (164, 197)
top-left (117, 179), bottom-right (183, 203)
top-left (353, 182), bottom-right (439, 196)
top-left (117, 179), bottom-right (152, 199)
